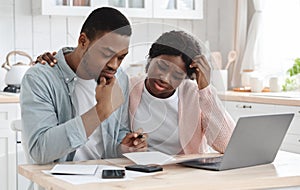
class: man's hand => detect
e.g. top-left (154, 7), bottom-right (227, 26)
top-left (95, 77), bottom-right (124, 122)
top-left (119, 129), bottom-right (148, 153)
top-left (34, 52), bottom-right (57, 66)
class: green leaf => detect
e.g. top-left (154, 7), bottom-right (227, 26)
top-left (295, 58), bottom-right (300, 65)
top-left (287, 58), bottom-right (300, 77)
top-left (282, 77), bottom-right (298, 91)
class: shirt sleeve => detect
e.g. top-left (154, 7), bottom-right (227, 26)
top-left (114, 70), bottom-right (131, 157)
top-left (198, 85), bottom-right (235, 153)
top-left (100, 69), bottom-right (131, 158)
top-left (20, 72), bottom-right (87, 164)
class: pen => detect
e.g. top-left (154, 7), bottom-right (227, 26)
top-left (137, 133), bottom-right (144, 139)
top-left (129, 130), bottom-right (144, 139)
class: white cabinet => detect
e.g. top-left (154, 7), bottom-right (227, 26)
top-left (275, 105), bottom-right (300, 154)
top-left (222, 101), bottom-right (277, 122)
top-left (106, 0), bottom-right (153, 18)
top-left (32, 0), bottom-right (92, 16)
top-left (0, 101), bottom-right (31, 190)
top-left (223, 101), bottom-right (300, 154)
top-left (153, 0), bottom-right (203, 19)
top-left (0, 103), bottom-right (20, 190)
top-left (32, 0), bottom-right (152, 17)
top-left (33, 0), bottom-right (203, 19)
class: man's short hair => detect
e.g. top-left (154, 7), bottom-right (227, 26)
top-left (81, 7), bottom-right (132, 41)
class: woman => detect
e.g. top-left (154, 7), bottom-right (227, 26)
top-left (129, 31), bottom-right (235, 155)
top-left (36, 30), bottom-right (235, 155)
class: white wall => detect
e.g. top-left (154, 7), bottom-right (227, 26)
top-left (0, 0), bottom-right (236, 70)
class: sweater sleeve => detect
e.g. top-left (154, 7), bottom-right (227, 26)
top-left (198, 85), bottom-right (235, 153)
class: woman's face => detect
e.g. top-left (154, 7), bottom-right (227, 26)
top-left (146, 55), bottom-right (187, 98)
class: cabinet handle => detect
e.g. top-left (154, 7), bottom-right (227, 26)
top-left (236, 105), bottom-right (252, 109)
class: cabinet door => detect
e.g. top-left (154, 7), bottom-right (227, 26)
top-left (275, 105), bottom-right (300, 135)
top-left (222, 101), bottom-right (277, 122)
top-left (153, 0), bottom-right (203, 19)
top-left (35, 0), bottom-right (203, 18)
top-left (33, 0), bottom-right (93, 16)
top-left (276, 105), bottom-right (300, 154)
top-left (281, 133), bottom-right (300, 154)
top-left (223, 101), bottom-right (300, 154)
top-left (34, 0), bottom-right (152, 17)
top-left (0, 103), bottom-right (18, 190)
top-left (107, 0), bottom-right (152, 18)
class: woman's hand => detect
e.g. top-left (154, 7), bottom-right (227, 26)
top-left (34, 52), bottom-right (57, 67)
top-left (190, 55), bottom-right (211, 90)
top-left (119, 128), bottom-right (148, 153)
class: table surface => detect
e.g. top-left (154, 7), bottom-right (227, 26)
top-left (18, 151), bottom-right (300, 190)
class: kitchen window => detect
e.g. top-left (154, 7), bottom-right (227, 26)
top-left (256, 0), bottom-right (300, 78)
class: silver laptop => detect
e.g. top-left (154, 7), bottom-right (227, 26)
top-left (180, 113), bottom-right (294, 171)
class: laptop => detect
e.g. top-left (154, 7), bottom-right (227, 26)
top-left (180, 113), bottom-right (294, 171)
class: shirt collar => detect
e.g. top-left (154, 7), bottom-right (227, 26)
top-left (55, 48), bottom-right (77, 84)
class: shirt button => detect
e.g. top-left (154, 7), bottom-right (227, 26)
top-left (68, 93), bottom-right (71, 96)
top-left (74, 77), bottom-right (77, 81)
top-left (65, 78), bottom-right (69, 82)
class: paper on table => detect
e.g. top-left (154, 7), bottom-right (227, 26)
top-left (123, 151), bottom-right (176, 165)
top-left (123, 151), bottom-right (224, 165)
top-left (49, 164), bottom-right (98, 175)
top-left (43, 165), bottom-right (155, 185)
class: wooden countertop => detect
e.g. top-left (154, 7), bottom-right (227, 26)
top-left (219, 91), bottom-right (300, 106)
top-left (0, 93), bottom-right (19, 103)
top-left (1, 91), bottom-right (300, 106)
top-left (18, 151), bottom-right (300, 190)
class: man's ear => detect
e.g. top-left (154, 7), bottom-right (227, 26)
top-left (78, 33), bottom-right (89, 48)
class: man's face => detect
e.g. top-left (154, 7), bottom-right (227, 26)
top-left (78, 32), bottom-right (130, 83)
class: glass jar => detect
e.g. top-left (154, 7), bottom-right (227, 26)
top-left (241, 69), bottom-right (254, 87)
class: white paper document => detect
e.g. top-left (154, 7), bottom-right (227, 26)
top-left (49, 164), bottom-right (98, 175)
top-left (123, 151), bottom-right (223, 165)
top-left (123, 151), bottom-right (176, 165)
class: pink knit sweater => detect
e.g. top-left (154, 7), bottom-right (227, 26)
top-left (129, 76), bottom-right (235, 154)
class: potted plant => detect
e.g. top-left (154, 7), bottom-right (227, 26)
top-left (282, 58), bottom-right (300, 91)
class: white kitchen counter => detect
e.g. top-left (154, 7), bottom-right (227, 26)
top-left (1, 91), bottom-right (300, 106)
top-left (0, 91), bottom-right (300, 106)
top-left (219, 91), bottom-right (300, 106)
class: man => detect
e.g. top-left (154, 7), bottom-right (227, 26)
top-left (21, 7), bottom-right (146, 164)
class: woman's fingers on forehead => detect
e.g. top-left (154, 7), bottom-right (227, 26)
top-left (193, 55), bottom-right (204, 60)
top-left (193, 55), bottom-right (209, 64)
top-left (196, 56), bottom-right (211, 70)
top-left (191, 60), bottom-right (204, 68)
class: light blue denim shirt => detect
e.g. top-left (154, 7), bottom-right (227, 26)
top-left (20, 48), bottom-right (130, 164)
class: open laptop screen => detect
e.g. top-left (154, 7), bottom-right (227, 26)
top-left (180, 113), bottom-right (294, 171)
